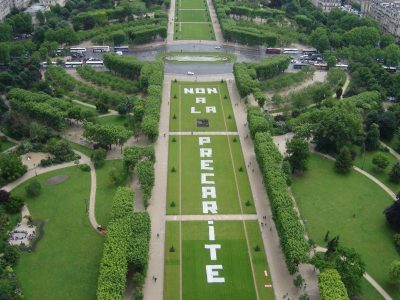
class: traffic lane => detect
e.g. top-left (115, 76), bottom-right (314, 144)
top-left (165, 63), bottom-right (233, 75)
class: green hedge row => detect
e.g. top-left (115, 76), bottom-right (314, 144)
top-left (111, 187), bottom-right (135, 221)
top-left (247, 105), bottom-right (272, 138)
top-left (319, 269), bottom-right (349, 300)
top-left (254, 132), bottom-right (308, 273)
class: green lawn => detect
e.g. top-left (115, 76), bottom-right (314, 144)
top-left (164, 221), bottom-right (180, 300)
top-left (170, 81), bottom-right (237, 132)
top-left (291, 154), bottom-right (400, 299)
top-left (167, 135), bottom-right (255, 215)
top-left (351, 145), bottom-right (400, 193)
top-left (181, 221), bottom-right (271, 300)
top-left (96, 115), bottom-right (130, 128)
top-left (95, 159), bottom-right (127, 226)
top-left (67, 140), bottom-right (94, 157)
top-left (175, 23), bottom-right (215, 40)
top-left (178, 9), bottom-right (209, 22)
top-left (13, 166), bottom-right (104, 300)
top-left (0, 138), bottom-right (16, 152)
top-left (177, 0), bottom-right (206, 9)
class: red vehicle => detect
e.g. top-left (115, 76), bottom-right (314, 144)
top-left (266, 48), bottom-right (281, 54)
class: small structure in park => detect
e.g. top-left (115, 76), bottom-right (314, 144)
top-left (8, 206), bottom-right (36, 247)
top-left (197, 119), bottom-right (209, 127)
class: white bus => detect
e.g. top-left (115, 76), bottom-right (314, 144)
top-left (40, 61), bottom-right (57, 68)
top-left (92, 46), bottom-right (110, 53)
top-left (335, 63), bottom-right (349, 70)
top-left (282, 48), bottom-right (299, 54)
top-left (69, 47), bottom-right (87, 54)
top-left (114, 45), bottom-right (129, 53)
top-left (85, 60), bottom-right (104, 67)
top-left (65, 61), bottom-right (83, 68)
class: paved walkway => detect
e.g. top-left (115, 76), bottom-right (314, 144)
top-left (170, 131), bottom-right (238, 135)
top-left (315, 246), bottom-right (393, 300)
top-left (166, 214), bottom-right (258, 221)
top-left (207, 0), bottom-right (223, 43)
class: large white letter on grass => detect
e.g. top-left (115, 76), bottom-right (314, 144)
top-left (206, 106), bottom-right (216, 113)
top-left (208, 221), bottom-right (215, 240)
top-left (200, 148), bottom-right (212, 158)
top-left (205, 244), bottom-right (221, 261)
top-left (202, 186), bottom-right (216, 198)
top-left (184, 88), bottom-right (194, 94)
top-left (196, 97), bottom-right (206, 104)
top-left (196, 88), bottom-right (205, 94)
top-left (207, 88), bottom-right (218, 94)
top-left (201, 160), bottom-right (214, 170)
top-left (201, 173), bottom-right (215, 184)
top-left (191, 107), bottom-right (201, 114)
top-left (206, 265), bottom-right (225, 283)
top-left (202, 201), bottom-right (218, 214)
top-left (199, 137), bottom-right (211, 145)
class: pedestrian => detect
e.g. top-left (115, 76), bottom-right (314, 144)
top-left (155, 277), bottom-right (157, 282)
top-left (270, 227), bottom-right (272, 231)
top-left (252, 169), bottom-right (254, 173)
top-left (157, 233), bottom-right (159, 238)
top-left (163, 133), bottom-right (166, 137)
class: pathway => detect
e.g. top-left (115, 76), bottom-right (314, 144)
top-left (170, 131), bottom-right (238, 135)
top-left (314, 246), bottom-right (393, 300)
top-left (166, 214), bottom-right (258, 221)
top-left (207, 0), bottom-right (224, 43)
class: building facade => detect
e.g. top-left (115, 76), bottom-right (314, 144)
top-left (311, 0), bottom-right (342, 12)
top-left (362, 0), bottom-right (400, 38)
top-left (0, 0), bottom-right (30, 21)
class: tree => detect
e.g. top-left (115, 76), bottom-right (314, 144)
top-left (384, 200), bottom-right (400, 231)
top-left (310, 27), bottom-right (330, 53)
top-left (384, 44), bottom-right (400, 66)
top-left (3, 244), bottom-right (19, 266)
top-left (335, 147), bottom-right (353, 174)
top-left (48, 139), bottom-right (73, 161)
top-left (390, 163), bottom-right (400, 183)
top-left (91, 148), bottom-right (107, 168)
top-left (29, 122), bottom-right (48, 143)
top-left (0, 154), bottom-right (27, 185)
top-left (0, 189), bottom-right (10, 204)
top-left (5, 195), bottom-right (24, 214)
top-left (286, 138), bottom-right (309, 172)
top-left (379, 111), bottom-right (397, 140)
top-left (25, 179), bottom-right (42, 197)
top-left (389, 260), bottom-right (400, 284)
top-left (372, 153), bottom-right (389, 172)
top-left (365, 123), bottom-right (380, 151)
top-left (0, 24), bottom-right (12, 42)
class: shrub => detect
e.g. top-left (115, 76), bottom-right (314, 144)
top-left (79, 164), bottom-right (91, 172)
top-left (111, 187), bottom-right (134, 222)
top-left (318, 269), bottom-right (349, 300)
top-left (91, 148), bottom-right (107, 168)
top-left (335, 147), bottom-right (352, 174)
top-left (25, 180), bottom-right (41, 197)
top-left (371, 153), bottom-right (389, 172)
top-left (5, 195), bottom-right (24, 214)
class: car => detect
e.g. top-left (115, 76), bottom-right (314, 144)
top-left (116, 51), bottom-right (123, 56)
top-left (187, 71), bottom-right (195, 75)
top-left (215, 46), bottom-right (221, 49)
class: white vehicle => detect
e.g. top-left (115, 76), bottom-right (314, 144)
top-left (69, 47), bottom-right (87, 54)
top-left (215, 46), bottom-right (221, 49)
top-left (65, 61), bottom-right (83, 68)
top-left (187, 71), bottom-right (195, 75)
top-left (85, 60), bottom-right (104, 67)
top-left (92, 45), bottom-right (110, 53)
top-left (116, 51), bottom-right (123, 56)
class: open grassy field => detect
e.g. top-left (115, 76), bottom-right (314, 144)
top-left (170, 81), bottom-right (237, 132)
top-left (13, 166), bottom-right (104, 300)
top-left (167, 135), bottom-right (255, 215)
top-left (96, 115), bottom-right (131, 128)
top-left (0, 138), bottom-right (16, 152)
top-left (95, 159), bottom-right (127, 226)
top-left (174, 0), bottom-right (215, 40)
top-left (164, 221), bottom-right (273, 300)
top-left (291, 154), bottom-right (400, 298)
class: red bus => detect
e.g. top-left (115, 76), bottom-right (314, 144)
top-left (266, 48), bottom-right (281, 54)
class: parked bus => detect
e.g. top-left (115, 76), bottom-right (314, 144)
top-left (383, 66), bottom-right (397, 73)
top-left (40, 61), bottom-right (57, 68)
top-left (266, 48), bottom-right (281, 54)
top-left (314, 63), bottom-right (329, 70)
top-left (302, 49), bottom-right (319, 55)
top-left (114, 46), bottom-right (129, 53)
top-left (282, 48), bottom-right (299, 54)
top-left (85, 60), bottom-right (104, 67)
top-left (65, 61), bottom-right (83, 68)
top-left (335, 63), bottom-right (349, 70)
top-left (293, 63), bottom-right (308, 69)
top-left (69, 47), bottom-right (87, 54)
top-left (92, 46), bottom-right (110, 53)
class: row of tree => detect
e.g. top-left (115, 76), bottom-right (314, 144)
top-left (318, 269), bottom-right (349, 300)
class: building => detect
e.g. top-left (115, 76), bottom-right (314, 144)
top-left (0, 0), bottom-right (65, 21)
top-left (362, 0), bottom-right (400, 38)
top-left (311, 0), bottom-right (341, 12)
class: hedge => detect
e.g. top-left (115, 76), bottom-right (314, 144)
top-left (136, 160), bottom-right (155, 208)
top-left (319, 269), bottom-right (349, 300)
top-left (254, 132), bottom-right (308, 273)
top-left (111, 187), bottom-right (134, 222)
top-left (247, 105), bottom-right (272, 138)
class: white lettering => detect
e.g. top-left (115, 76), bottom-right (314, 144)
top-left (191, 107), bottom-right (201, 114)
top-left (196, 88), bottom-right (205, 94)
top-left (184, 88), bottom-right (194, 94)
top-left (199, 137), bottom-right (211, 146)
top-left (208, 223), bottom-right (215, 240)
top-left (200, 148), bottom-right (212, 158)
top-left (207, 88), bottom-right (218, 94)
top-left (202, 186), bottom-right (216, 198)
top-left (196, 97), bottom-right (206, 104)
top-left (206, 106), bottom-right (216, 113)
top-left (206, 265), bottom-right (225, 283)
top-left (202, 201), bottom-right (218, 214)
top-left (205, 244), bottom-right (221, 261)
top-left (201, 160), bottom-right (214, 170)
top-left (201, 173), bottom-right (215, 184)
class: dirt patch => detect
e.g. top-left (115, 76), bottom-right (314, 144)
top-left (46, 175), bottom-right (69, 186)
